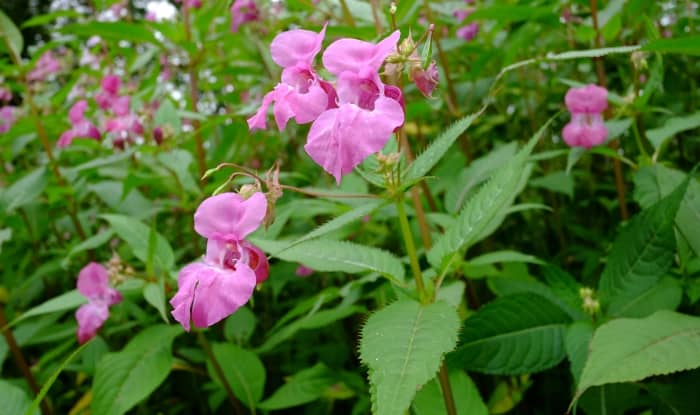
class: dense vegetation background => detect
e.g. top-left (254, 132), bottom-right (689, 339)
top-left (1, 0), bottom-right (699, 414)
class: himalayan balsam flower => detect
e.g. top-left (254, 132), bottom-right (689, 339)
top-left (0, 106), bottom-right (16, 134)
top-left (562, 84), bottom-right (608, 148)
top-left (411, 61), bottom-right (439, 98)
top-left (454, 7), bottom-right (479, 41)
top-left (75, 262), bottom-right (122, 343)
top-left (230, 0), bottom-right (259, 33)
top-left (170, 192), bottom-right (269, 331)
top-left (248, 25), bottom-right (334, 131)
top-left (0, 86), bottom-right (12, 102)
top-left (27, 51), bottom-right (61, 82)
top-left (95, 75), bottom-right (121, 110)
top-left (305, 31), bottom-right (405, 184)
top-left (295, 265), bottom-right (314, 277)
top-left (58, 100), bottom-right (101, 147)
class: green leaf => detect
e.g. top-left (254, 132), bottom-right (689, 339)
top-left (448, 293), bottom-right (572, 374)
top-left (20, 10), bottom-right (81, 28)
top-left (530, 171), bottom-right (574, 198)
top-left (101, 214), bottom-right (175, 271)
top-left (608, 277), bottom-right (682, 318)
top-left (360, 300), bottom-right (460, 415)
top-left (223, 307), bottom-right (257, 343)
top-left (143, 283), bottom-right (168, 323)
top-left (548, 45), bottom-right (640, 60)
top-left (23, 342), bottom-right (89, 415)
top-left (251, 238), bottom-right (405, 283)
top-left (412, 371), bottom-right (488, 415)
top-left (565, 321), bottom-right (594, 385)
top-left (10, 290), bottom-right (86, 327)
top-left (646, 112), bottom-right (700, 150)
top-left (403, 113), bottom-right (478, 184)
top-left (207, 343), bottom-right (265, 409)
top-left (258, 363), bottom-right (336, 410)
top-left (575, 311), bottom-right (700, 400)
top-left (643, 35), bottom-right (700, 56)
top-left (256, 304), bottom-right (365, 354)
top-left (270, 201), bottom-right (384, 254)
top-left (0, 9), bottom-right (23, 61)
top-left (466, 5), bottom-right (555, 23)
top-left (0, 379), bottom-right (37, 415)
top-left (0, 167), bottom-right (47, 212)
top-left (156, 150), bottom-right (199, 194)
top-left (633, 165), bottom-right (700, 257)
top-left (444, 142), bottom-right (518, 213)
top-left (598, 180), bottom-right (687, 314)
top-left (153, 99), bottom-right (182, 133)
top-left (428, 121), bottom-right (547, 271)
top-left (59, 22), bottom-right (160, 46)
top-left (91, 325), bottom-right (182, 415)
top-left (468, 250), bottom-right (544, 266)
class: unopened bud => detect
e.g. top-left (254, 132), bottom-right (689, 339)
top-left (239, 183), bottom-right (261, 199)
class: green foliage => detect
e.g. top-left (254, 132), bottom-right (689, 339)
top-left (101, 214), bottom-right (175, 272)
top-left (412, 371), bottom-right (488, 415)
top-left (0, 8), bottom-right (22, 60)
top-left (598, 179), bottom-right (687, 315)
top-left (0, 380), bottom-right (36, 415)
top-left (207, 343), bottom-right (265, 409)
top-left (575, 311), bottom-right (700, 400)
top-left (91, 325), bottom-right (181, 415)
top-left (448, 293), bottom-right (572, 374)
top-left (360, 300), bottom-right (460, 415)
top-left (258, 363), bottom-right (336, 410)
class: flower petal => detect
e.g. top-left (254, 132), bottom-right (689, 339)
top-left (304, 96), bottom-right (404, 184)
top-left (76, 302), bottom-right (109, 344)
top-left (77, 262), bottom-right (110, 300)
top-left (270, 24), bottom-right (327, 68)
top-left (187, 263), bottom-right (257, 329)
top-left (565, 84), bottom-right (608, 114)
top-left (170, 262), bottom-right (204, 331)
top-left (322, 31), bottom-right (400, 75)
top-left (194, 192), bottom-right (267, 241)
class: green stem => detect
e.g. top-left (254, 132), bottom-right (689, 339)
top-left (197, 331), bottom-right (247, 415)
top-left (437, 364), bottom-right (457, 415)
top-left (395, 198), bottom-right (427, 303)
top-left (338, 0), bottom-right (356, 27)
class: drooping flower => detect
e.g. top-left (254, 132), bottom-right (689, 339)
top-left (0, 106), bottom-right (16, 134)
top-left (295, 265), bottom-right (314, 277)
top-left (75, 262), bottom-right (122, 344)
top-left (58, 100), bottom-right (101, 148)
top-left (304, 31), bottom-right (405, 184)
top-left (562, 84), bottom-right (609, 148)
top-left (411, 61), bottom-right (439, 98)
top-left (27, 51), bottom-right (61, 82)
top-left (170, 192), bottom-right (269, 331)
top-left (247, 25), bottom-right (334, 131)
top-left (457, 23), bottom-right (480, 41)
top-left (230, 0), bottom-right (259, 33)
top-left (0, 86), bottom-right (12, 103)
top-left (104, 96), bottom-right (144, 148)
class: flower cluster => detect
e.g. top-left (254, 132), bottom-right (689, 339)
top-left (0, 88), bottom-right (15, 134)
top-left (75, 262), bottom-right (123, 343)
top-left (248, 26), bottom-right (405, 184)
top-left (58, 75), bottom-right (145, 149)
top-left (170, 192), bottom-right (269, 331)
top-left (562, 84), bottom-right (609, 148)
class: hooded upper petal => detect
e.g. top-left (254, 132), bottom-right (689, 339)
top-left (194, 192), bottom-right (267, 241)
top-left (565, 84), bottom-right (608, 114)
top-left (69, 100), bottom-right (88, 123)
top-left (322, 31), bottom-right (400, 75)
top-left (77, 262), bottom-right (110, 300)
top-left (562, 113), bottom-right (608, 148)
top-left (270, 24), bottom-right (327, 68)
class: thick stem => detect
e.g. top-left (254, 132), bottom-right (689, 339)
top-left (183, 6), bottom-right (207, 179)
top-left (0, 306), bottom-right (53, 415)
top-left (590, 0), bottom-right (628, 220)
top-left (395, 198), bottom-right (427, 302)
top-left (398, 131), bottom-right (434, 249)
top-left (338, 0), bottom-right (356, 27)
top-left (438, 364), bottom-right (458, 415)
top-left (197, 332), bottom-right (247, 415)
top-left (369, 0), bottom-right (382, 35)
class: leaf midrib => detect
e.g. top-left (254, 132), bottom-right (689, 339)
top-left (462, 323), bottom-right (566, 348)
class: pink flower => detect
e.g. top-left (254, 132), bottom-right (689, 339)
top-left (561, 84), bottom-right (609, 148)
top-left (58, 100), bottom-right (101, 148)
top-left (170, 192), bottom-right (269, 331)
top-left (453, 8), bottom-right (474, 23)
top-left (0, 86), bottom-right (12, 103)
top-left (104, 96), bottom-right (143, 147)
top-left (457, 23), bottom-right (479, 41)
top-left (0, 106), bottom-right (16, 134)
top-left (75, 262), bottom-right (122, 344)
top-left (564, 84), bottom-right (608, 114)
top-left (230, 0), bottom-right (259, 33)
top-left (27, 51), bottom-right (62, 82)
top-left (412, 61), bottom-right (439, 98)
top-left (95, 75), bottom-right (121, 110)
top-left (304, 31), bottom-right (404, 184)
top-left (247, 25), bottom-right (334, 131)
top-left (295, 265), bottom-right (314, 277)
